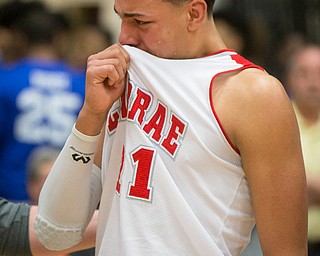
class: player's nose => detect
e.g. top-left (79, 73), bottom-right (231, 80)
top-left (118, 21), bottom-right (138, 46)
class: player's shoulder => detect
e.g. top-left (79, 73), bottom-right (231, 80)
top-left (226, 69), bottom-right (293, 133)
top-left (213, 67), bottom-right (293, 151)
top-left (213, 67), bottom-right (289, 124)
top-left (237, 68), bottom-right (280, 86)
top-left (228, 68), bottom-right (285, 101)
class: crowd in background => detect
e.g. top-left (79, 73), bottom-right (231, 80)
top-left (214, 0), bottom-right (320, 80)
top-left (0, 0), bottom-right (319, 255)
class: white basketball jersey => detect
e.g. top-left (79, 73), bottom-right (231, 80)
top-left (98, 46), bottom-right (263, 255)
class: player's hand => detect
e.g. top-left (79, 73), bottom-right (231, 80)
top-left (84, 44), bottom-right (130, 117)
top-left (75, 44), bottom-right (130, 135)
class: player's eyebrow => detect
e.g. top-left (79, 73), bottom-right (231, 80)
top-left (113, 6), bottom-right (145, 18)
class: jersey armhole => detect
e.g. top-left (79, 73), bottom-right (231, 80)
top-left (209, 76), bottom-right (240, 155)
top-left (209, 60), bottom-right (264, 155)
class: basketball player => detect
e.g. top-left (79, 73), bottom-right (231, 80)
top-left (35, 0), bottom-right (307, 255)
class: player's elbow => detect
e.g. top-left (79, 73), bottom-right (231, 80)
top-left (34, 214), bottom-right (84, 251)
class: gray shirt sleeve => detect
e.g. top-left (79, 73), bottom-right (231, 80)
top-left (0, 197), bottom-right (32, 256)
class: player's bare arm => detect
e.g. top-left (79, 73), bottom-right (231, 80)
top-left (212, 69), bottom-right (308, 255)
top-left (76, 44), bottom-right (130, 136)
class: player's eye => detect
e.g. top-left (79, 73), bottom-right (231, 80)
top-left (135, 19), bottom-right (149, 25)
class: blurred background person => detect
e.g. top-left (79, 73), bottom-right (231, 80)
top-left (0, 1), bottom-right (43, 67)
top-left (66, 23), bottom-right (113, 74)
top-left (214, 0), bottom-right (320, 76)
top-left (26, 146), bottom-right (60, 205)
top-left (285, 44), bottom-right (320, 255)
top-left (0, 1), bottom-right (85, 202)
top-left (274, 31), bottom-right (306, 87)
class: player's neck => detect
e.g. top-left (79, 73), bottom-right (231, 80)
top-left (199, 20), bottom-right (228, 56)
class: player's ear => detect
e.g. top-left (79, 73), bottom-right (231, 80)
top-left (187, 0), bottom-right (207, 31)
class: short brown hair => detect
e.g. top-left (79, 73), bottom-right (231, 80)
top-left (164, 0), bottom-right (215, 16)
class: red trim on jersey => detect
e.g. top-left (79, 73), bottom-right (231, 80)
top-left (230, 54), bottom-right (264, 71)
top-left (205, 49), bottom-right (235, 57)
top-left (209, 54), bottom-right (264, 155)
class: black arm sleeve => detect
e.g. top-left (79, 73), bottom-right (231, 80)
top-left (0, 197), bottom-right (32, 256)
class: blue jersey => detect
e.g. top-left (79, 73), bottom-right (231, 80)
top-left (0, 58), bottom-right (85, 201)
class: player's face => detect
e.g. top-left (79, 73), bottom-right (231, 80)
top-left (115, 0), bottom-right (193, 58)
